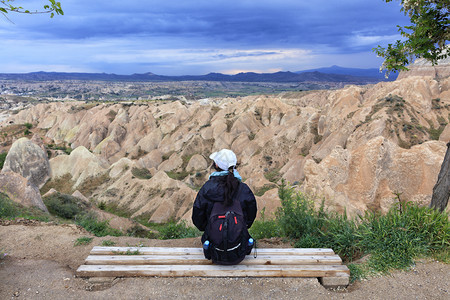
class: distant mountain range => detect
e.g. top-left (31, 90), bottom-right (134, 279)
top-left (0, 66), bottom-right (396, 84)
top-left (296, 65), bottom-right (397, 80)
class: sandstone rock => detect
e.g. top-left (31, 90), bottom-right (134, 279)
top-left (50, 146), bottom-right (109, 189)
top-left (3, 76), bottom-right (449, 220)
top-left (397, 57), bottom-right (450, 80)
top-left (135, 130), bottom-right (163, 153)
top-left (158, 153), bottom-right (183, 172)
top-left (179, 208), bottom-right (194, 227)
top-left (2, 137), bottom-right (51, 189)
top-left (149, 199), bottom-right (175, 223)
top-left (72, 190), bottom-right (89, 203)
top-left (93, 207), bottom-right (145, 233)
top-left (186, 154), bottom-right (208, 172)
top-left (43, 188), bottom-right (58, 198)
top-left (31, 134), bottom-right (46, 152)
top-left (302, 138), bottom-right (446, 216)
top-left (255, 188), bottom-right (281, 219)
top-left (244, 171), bottom-right (274, 194)
top-left (280, 156), bottom-right (306, 184)
top-left (138, 150), bottom-right (163, 170)
top-left (0, 171), bottom-right (48, 212)
top-left (109, 158), bottom-right (133, 178)
top-left (440, 124), bottom-right (450, 142)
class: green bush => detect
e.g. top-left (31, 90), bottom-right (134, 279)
top-left (276, 182), bottom-right (327, 240)
top-left (75, 212), bottom-right (123, 237)
top-left (126, 224), bottom-right (157, 239)
top-left (318, 213), bottom-right (362, 262)
top-left (0, 152), bottom-right (7, 170)
top-left (74, 236), bottom-right (93, 246)
top-left (275, 182), bottom-right (450, 281)
top-left (43, 193), bottom-right (89, 219)
top-left (0, 192), bottom-right (18, 218)
top-left (165, 171), bottom-right (189, 181)
top-left (101, 240), bottom-right (116, 246)
top-left (0, 193), bottom-right (51, 222)
top-left (24, 123), bottom-right (33, 129)
top-left (158, 220), bottom-right (201, 240)
top-left (131, 167), bottom-right (152, 180)
top-left (359, 202), bottom-right (450, 273)
top-left (249, 208), bottom-right (281, 239)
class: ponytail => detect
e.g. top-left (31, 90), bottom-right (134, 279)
top-left (224, 167), bottom-right (239, 206)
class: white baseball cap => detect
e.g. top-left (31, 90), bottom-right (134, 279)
top-left (209, 149), bottom-right (237, 171)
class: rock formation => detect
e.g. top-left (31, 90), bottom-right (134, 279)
top-left (0, 171), bottom-right (48, 212)
top-left (2, 137), bottom-right (51, 189)
top-left (397, 57), bottom-right (450, 80)
top-left (3, 72), bottom-right (450, 221)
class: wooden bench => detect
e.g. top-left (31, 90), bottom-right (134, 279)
top-left (76, 246), bottom-right (350, 288)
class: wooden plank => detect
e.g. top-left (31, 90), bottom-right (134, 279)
top-left (90, 247), bottom-right (335, 256)
top-left (84, 255), bottom-right (344, 266)
top-left (76, 264), bottom-right (350, 278)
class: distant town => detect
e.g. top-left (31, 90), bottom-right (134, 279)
top-left (0, 67), bottom-right (394, 104)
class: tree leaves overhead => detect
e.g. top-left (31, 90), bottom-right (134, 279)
top-left (0, 0), bottom-right (63, 19)
top-left (374, 0), bottom-right (449, 77)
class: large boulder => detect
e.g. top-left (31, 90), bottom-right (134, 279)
top-left (50, 146), bottom-right (109, 189)
top-left (0, 171), bottom-right (48, 212)
top-left (2, 137), bottom-right (51, 189)
top-left (397, 57), bottom-right (450, 80)
top-left (302, 138), bottom-right (447, 216)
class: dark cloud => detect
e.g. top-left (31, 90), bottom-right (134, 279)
top-left (0, 0), bottom-right (411, 74)
top-left (11, 0), bottom-right (409, 49)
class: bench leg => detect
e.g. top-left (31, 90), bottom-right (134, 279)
top-left (319, 276), bottom-right (349, 288)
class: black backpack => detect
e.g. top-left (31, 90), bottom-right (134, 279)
top-left (203, 183), bottom-right (253, 265)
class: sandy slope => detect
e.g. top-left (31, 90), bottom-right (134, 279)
top-left (0, 221), bottom-right (448, 300)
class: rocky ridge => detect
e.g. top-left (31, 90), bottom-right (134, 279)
top-left (1, 74), bottom-right (449, 224)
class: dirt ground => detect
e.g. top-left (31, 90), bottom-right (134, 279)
top-left (0, 220), bottom-right (449, 300)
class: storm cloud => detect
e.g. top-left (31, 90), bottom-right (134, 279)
top-left (0, 0), bottom-right (410, 75)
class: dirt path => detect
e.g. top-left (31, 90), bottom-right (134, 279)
top-left (0, 222), bottom-right (449, 300)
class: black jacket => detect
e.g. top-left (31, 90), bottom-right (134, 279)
top-left (192, 176), bottom-right (257, 231)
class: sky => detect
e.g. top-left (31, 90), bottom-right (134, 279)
top-left (0, 0), bottom-right (411, 75)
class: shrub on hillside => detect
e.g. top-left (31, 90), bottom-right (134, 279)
top-left (43, 193), bottom-right (89, 219)
top-left (131, 167), bottom-right (152, 179)
top-left (158, 220), bottom-right (201, 239)
top-left (0, 152), bottom-right (7, 170)
top-left (75, 211), bottom-right (122, 237)
top-left (275, 181), bottom-right (450, 279)
top-left (0, 192), bottom-right (18, 218)
top-left (359, 202), bottom-right (450, 273)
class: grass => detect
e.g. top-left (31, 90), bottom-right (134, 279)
top-left (253, 184), bottom-right (277, 197)
top-left (97, 201), bottom-right (134, 218)
top-left (165, 170), bottom-right (190, 181)
top-left (148, 220), bottom-right (201, 240)
top-left (40, 174), bottom-right (75, 195)
top-left (249, 208), bottom-right (282, 239)
top-left (101, 240), bottom-right (116, 246)
top-left (254, 180), bottom-right (450, 283)
top-left (131, 167), bottom-right (152, 179)
top-left (2, 190), bottom-right (199, 240)
top-left (75, 212), bottom-right (123, 237)
top-left (74, 236), bottom-right (93, 246)
top-left (264, 168), bottom-right (281, 183)
top-left (4, 171), bottom-right (447, 286)
top-left (0, 192), bottom-right (53, 222)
